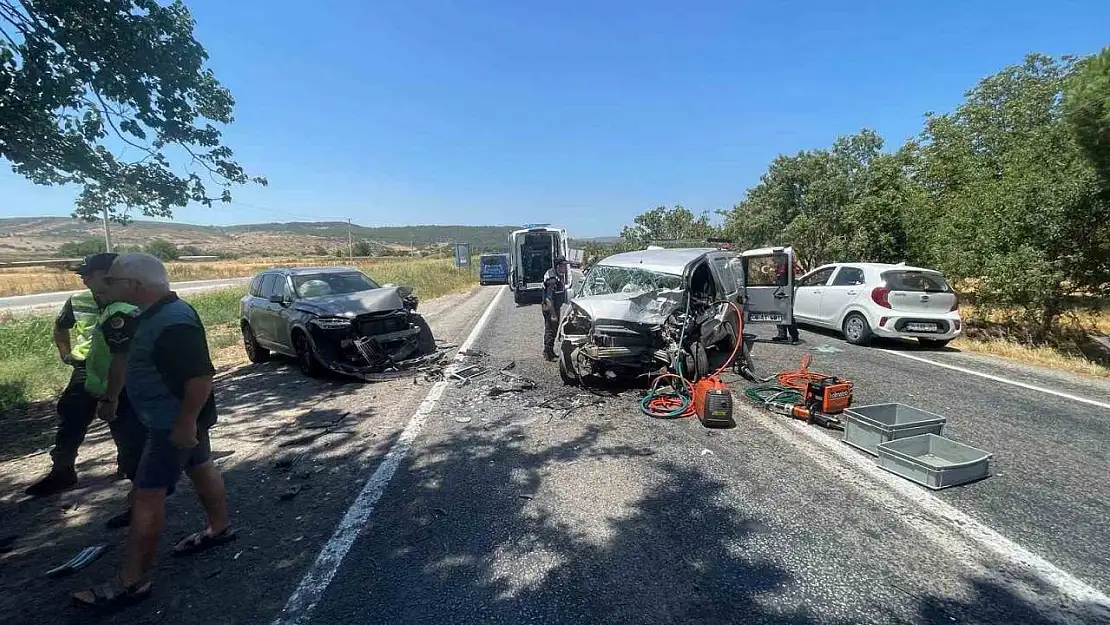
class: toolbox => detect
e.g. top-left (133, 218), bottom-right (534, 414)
top-left (842, 403), bottom-right (946, 456)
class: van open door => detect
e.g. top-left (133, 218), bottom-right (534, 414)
top-left (732, 246), bottom-right (795, 326)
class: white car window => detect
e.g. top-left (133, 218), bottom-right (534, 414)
top-left (831, 267), bottom-right (865, 286)
top-left (798, 267), bottom-right (835, 287)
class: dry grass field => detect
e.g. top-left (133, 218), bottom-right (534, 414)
top-left (0, 257), bottom-right (478, 410)
top-left (0, 255), bottom-right (463, 297)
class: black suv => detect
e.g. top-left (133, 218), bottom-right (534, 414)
top-left (239, 267), bottom-right (440, 378)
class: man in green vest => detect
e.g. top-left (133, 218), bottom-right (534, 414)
top-left (24, 253), bottom-right (145, 502)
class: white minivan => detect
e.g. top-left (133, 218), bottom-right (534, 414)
top-left (793, 262), bottom-right (961, 348)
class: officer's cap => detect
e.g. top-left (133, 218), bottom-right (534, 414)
top-left (74, 253), bottom-right (118, 276)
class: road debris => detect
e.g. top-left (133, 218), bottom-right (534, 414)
top-left (45, 544), bottom-right (106, 578)
top-left (448, 364), bottom-right (490, 385)
top-left (274, 453), bottom-right (306, 471)
top-left (279, 484), bottom-right (306, 501)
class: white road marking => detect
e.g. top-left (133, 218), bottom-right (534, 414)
top-left (741, 401), bottom-right (1110, 622)
top-left (878, 348), bottom-right (1110, 411)
top-left (271, 286), bottom-right (507, 625)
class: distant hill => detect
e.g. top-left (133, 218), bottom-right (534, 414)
top-left (0, 217), bottom-right (618, 260)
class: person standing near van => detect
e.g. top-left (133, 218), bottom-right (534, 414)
top-left (772, 255), bottom-right (804, 345)
top-left (541, 256), bottom-right (569, 361)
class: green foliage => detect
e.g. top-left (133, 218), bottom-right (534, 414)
top-left (144, 238), bottom-right (180, 260)
top-left (721, 129), bottom-right (920, 270)
top-left (626, 50), bottom-right (1110, 343)
top-left (352, 240), bottom-right (375, 256)
top-left (620, 205), bottom-right (719, 248)
top-left (1065, 47), bottom-right (1110, 184)
top-left (0, 0), bottom-right (265, 223)
top-left (917, 53), bottom-right (1110, 339)
top-left (57, 237), bottom-right (107, 257)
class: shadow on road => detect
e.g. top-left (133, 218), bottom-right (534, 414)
top-left (326, 417), bottom-right (843, 624)
top-left (0, 358), bottom-right (403, 625)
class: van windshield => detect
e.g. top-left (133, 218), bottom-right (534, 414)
top-left (580, 265), bottom-right (683, 296)
top-left (481, 255), bottom-right (504, 266)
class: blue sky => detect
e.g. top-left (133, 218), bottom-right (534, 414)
top-left (2, 0), bottom-right (1109, 237)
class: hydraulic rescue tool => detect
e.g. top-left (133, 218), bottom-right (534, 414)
top-left (744, 356), bottom-right (854, 430)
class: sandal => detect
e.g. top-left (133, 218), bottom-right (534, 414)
top-left (172, 527), bottom-right (238, 557)
top-left (72, 576), bottom-right (152, 611)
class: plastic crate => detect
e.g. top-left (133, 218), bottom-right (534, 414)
top-left (842, 403), bottom-right (946, 456)
top-left (876, 434), bottom-right (992, 489)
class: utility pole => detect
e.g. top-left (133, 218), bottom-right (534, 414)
top-left (347, 218), bottom-right (353, 261)
top-left (102, 205), bottom-right (113, 253)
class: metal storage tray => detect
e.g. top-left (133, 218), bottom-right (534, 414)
top-left (842, 403), bottom-right (947, 456)
top-left (877, 434), bottom-right (992, 489)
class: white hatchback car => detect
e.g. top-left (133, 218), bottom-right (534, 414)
top-left (793, 263), bottom-right (962, 348)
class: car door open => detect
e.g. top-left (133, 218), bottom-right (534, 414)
top-left (737, 247), bottom-right (795, 326)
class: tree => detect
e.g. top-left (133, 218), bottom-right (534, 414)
top-left (721, 129), bottom-right (919, 270)
top-left (352, 240), bottom-right (374, 256)
top-left (1064, 46), bottom-right (1110, 184)
top-left (144, 238), bottom-right (180, 260)
top-left (0, 0), bottom-right (266, 223)
top-left (917, 53), bottom-right (1110, 340)
top-left (58, 237), bottom-right (106, 257)
top-left (619, 205), bottom-right (719, 248)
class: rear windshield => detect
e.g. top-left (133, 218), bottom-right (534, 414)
top-left (883, 271), bottom-right (951, 293)
top-left (481, 255), bottom-right (505, 266)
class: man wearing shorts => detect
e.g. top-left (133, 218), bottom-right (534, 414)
top-left (73, 253), bottom-right (236, 610)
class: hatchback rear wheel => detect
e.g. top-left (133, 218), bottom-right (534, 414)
top-left (842, 313), bottom-right (873, 346)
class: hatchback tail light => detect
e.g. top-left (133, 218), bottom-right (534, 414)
top-left (950, 293), bottom-right (960, 312)
top-left (871, 286), bottom-right (891, 309)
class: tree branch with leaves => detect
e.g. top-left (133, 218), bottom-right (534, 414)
top-left (0, 0), bottom-right (265, 223)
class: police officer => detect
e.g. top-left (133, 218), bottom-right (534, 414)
top-left (24, 253), bottom-right (141, 499)
top-left (541, 256), bottom-right (569, 361)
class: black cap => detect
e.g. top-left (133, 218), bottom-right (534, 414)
top-left (74, 252), bottom-right (118, 276)
top-left (554, 256), bottom-right (567, 264)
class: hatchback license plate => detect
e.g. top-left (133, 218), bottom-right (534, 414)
top-left (749, 312), bottom-right (783, 322)
top-left (906, 323), bottom-right (938, 332)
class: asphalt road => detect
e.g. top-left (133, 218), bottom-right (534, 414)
top-left (280, 289), bottom-right (1110, 625)
top-left (0, 277), bottom-right (252, 314)
top-left (4, 286), bottom-right (1107, 625)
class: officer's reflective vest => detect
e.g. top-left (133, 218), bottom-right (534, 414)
top-left (84, 301), bottom-right (140, 396)
top-left (67, 291), bottom-right (101, 362)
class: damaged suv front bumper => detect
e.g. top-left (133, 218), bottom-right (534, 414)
top-left (306, 310), bottom-right (444, 381)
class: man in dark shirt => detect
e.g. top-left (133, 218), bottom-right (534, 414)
top-left (541, 256), bottom-right (569, 361)
top-left (74, 253), bottom-right (234, 610)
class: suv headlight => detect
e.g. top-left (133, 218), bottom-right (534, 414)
top-left (311, 317), bottom-right (352, 330)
